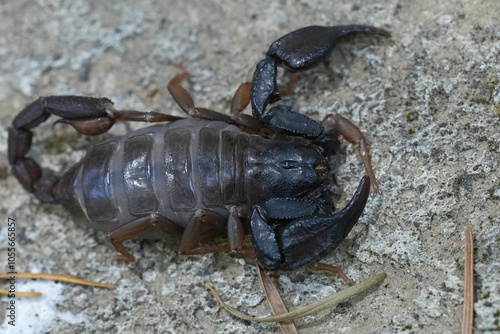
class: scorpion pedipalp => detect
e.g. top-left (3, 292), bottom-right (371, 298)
top-left (249, 24), bottom-right (389, 192)
top-left (251, 25), bottom-right (390, 120)
top-left (250, 175), bottom-right (370, 270)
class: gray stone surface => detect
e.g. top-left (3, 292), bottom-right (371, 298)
top-left (0, 0), bottom-right (498, 333)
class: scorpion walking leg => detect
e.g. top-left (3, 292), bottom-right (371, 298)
top-left (313, 262), bottom-right (355, 286)
top-left (227, 206), bottom-right (245, 251)
top-left (229, 77), bottom-right (300, 133)
top-left (230, 82), bottom-right (252, 115)
top-left (321, 114), bottom-right (379, 192)
top-left (178, 209), bottom-right (230, 254)
top-left (108, 213), bottom-right (184, 262)
top-left (178, 209), bottom-right (255, 258)
top-left (168, 73), bottom-right (299, 134)
top-left (167, 73), bottom-right (234, 123)
top-left (56, 109), bottom-right (182, 134)
top-left (229, 82), bottom-right (264, 132)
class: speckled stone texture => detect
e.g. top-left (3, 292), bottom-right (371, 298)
top-left (0, 1), bottom-right (498, 333)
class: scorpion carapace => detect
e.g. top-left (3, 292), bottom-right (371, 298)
top-left (8, 24), bottom-right (389, 270)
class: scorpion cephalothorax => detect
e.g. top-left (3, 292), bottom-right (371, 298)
top-left (8, 25), bottom-right (389, 271)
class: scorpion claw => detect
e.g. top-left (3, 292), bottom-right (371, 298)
top-left (250, 206), bottom-right (282, 269)
top-left (250, 58), bottom-right (279, 118)
top-left (251, 176), bottom-right (371, 270)
top-left (266, 25), bottom-right (390, 71)
top-left (280, 175), bottom-right (370, 269)
top-left (251, 25), bottom-right (390, 134)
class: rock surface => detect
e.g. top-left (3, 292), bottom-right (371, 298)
top-left (0, 1), bottom-right (499, 333)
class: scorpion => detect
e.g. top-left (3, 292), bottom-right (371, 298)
top-left (8, 25), bottom-right (389, 274)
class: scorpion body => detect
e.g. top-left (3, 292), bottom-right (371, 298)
top-left (57, 118), bottom-right (326, 234)
top-left (8, 25), bottom-right (389, 271)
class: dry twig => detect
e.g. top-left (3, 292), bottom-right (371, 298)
top-left (257, 263), bottom-right (298, 334)
top-left (207, 272), bottom-right (387, 323)
top-left (0, 272), bottom-right (115, 297)
top-left (462, 226), bottom-right (474, 334)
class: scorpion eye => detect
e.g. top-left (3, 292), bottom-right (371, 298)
top-left (279, 160), bottom-right (299, 169)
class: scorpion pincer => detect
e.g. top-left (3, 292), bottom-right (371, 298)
top-left (8, 25), bottom-right (389, 271)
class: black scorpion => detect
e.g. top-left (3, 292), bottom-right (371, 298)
top-left (8, 25), bottom-right (389, 271)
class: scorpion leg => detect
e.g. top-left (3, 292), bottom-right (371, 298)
top-left (178, 208), bottom-right (256, 258)
top-left (167, 73), bottom-right (234, 123)
top-left (313, 262), bottom-right (355, 286)
top-left (108, 213), bottom-right (184, 262)
top-left (167, 72), bottom-right (268, 134)
top-left (230, 82), bottom-right (252, 116)
top-left (229, 77), bottom-right (300, 133)
top-left (321, 114), bottom-right (379, 192)
top-left (168, 73), bottom-right (297, 134)
top-left (250, 175), bottom-right (370, 270)
top-left (229, 82), bottom-right (264, 132)
top-left (178, 209), bottom-right (231, 254)
top-left (227, 206), bottom-right (245, 251)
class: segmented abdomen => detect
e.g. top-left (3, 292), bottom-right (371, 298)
top-left (56, 119), bottom-right (250, 232)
